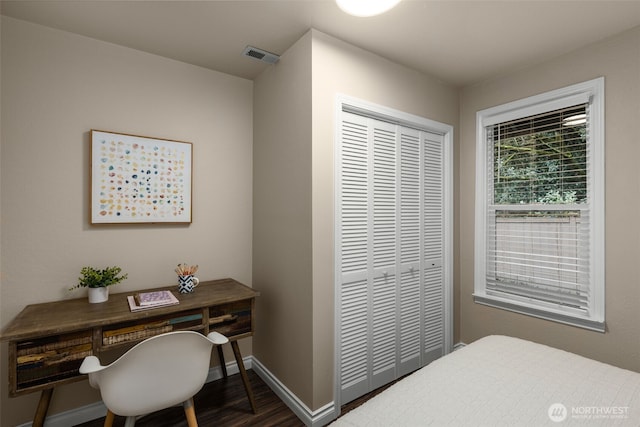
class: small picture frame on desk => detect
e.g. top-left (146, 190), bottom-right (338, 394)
top-left (90, 130), bottom-right (193, 224)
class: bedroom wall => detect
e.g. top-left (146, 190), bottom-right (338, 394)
top-left (0, 16), bottom-right (253, 426)
top-left (253, 27), bottom-right (458, 415)
top-left (252, 30), bottom-right (314, 406)
top-left (310, 29), bottom-right (459, 410)
top-left (459, 26), bottom-right (640, 372)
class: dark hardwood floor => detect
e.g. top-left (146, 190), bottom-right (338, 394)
top-left (75, 370), bottom-right (304, 427)
top-left (74, 369), bottom-right (397, 427)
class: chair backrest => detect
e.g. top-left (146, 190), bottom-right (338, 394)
top-left (88, 331), bottom-right (216, 416)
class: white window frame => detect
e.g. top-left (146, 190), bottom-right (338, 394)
top-left (474, 78), bottom-right (605, 332)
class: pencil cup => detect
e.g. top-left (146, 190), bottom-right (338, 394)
top-left (177, 275), bottom-right (199, 294)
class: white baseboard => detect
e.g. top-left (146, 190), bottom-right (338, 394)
top-left (16, 360), bottom-right (247, 427)
top-left (250, 356), bottom-right (337, 427)
top-left (453, 341), bottom-right (467, 351)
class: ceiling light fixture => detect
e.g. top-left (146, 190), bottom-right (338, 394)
top-left (336, 0), bottom-right (402, 17)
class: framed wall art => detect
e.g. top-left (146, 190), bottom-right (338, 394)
top-left (90, 130), bottom-right (193, 224)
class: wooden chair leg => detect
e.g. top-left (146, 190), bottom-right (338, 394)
top-left (183, 398), bottom-right (198, 427)
top-left (217, 346), bottom-right (228, 378)
top-left (103, 410), bottom-right (115, 427)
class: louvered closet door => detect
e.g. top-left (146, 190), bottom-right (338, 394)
top-left (397, 127), bottom-right (422, 376)
top-left (370, 119), bottom-right (398, 390)
top-left (339, 112), bottom-right (371, 403)
top-left (422, 131), bottom-right (445, 364)
top-left (338, 111), bottom-right (446, 405)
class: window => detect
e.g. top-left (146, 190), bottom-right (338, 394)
top-left (474, 78), bottom-right (605, 332)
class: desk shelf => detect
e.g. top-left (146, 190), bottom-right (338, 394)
top-left (209, 300), bottom-right (252, 338)
top-left (101, 309), bottom-right (204, 348)
top-left (14, 330), bottom-right (93, 394)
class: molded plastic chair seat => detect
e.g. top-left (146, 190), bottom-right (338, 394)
top-left (80, 330), bottom-right (228, 427)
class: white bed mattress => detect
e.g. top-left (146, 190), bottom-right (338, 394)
top-left (332, 335), bottom-right (640, 426)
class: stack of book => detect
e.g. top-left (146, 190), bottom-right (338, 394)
top-left (127, 290), bottom-right (179, 312)
top-left (102, 320), bottom-right (173, 345)
top-left (16, 331), bottom-right (94, 388)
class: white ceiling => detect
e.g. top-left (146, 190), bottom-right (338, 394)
top-left (2, 0), bottom-right (640, 87)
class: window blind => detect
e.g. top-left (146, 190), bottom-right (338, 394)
top-left (485, 104), bottom-right (591, 312)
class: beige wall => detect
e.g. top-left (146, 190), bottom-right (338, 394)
top-left (252, 28), bottom-right (458, 413)
top-left (252, 31), bottom-right (314, 405)
top-left (459, 26), bottom-right (640, 372)
top-left (311, 30), bottom-right (459, 409)
top-left (0, 17), bottom-right (253, 426)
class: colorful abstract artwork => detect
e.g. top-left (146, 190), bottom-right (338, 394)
top-left (90, 130), bottom-right (192, 224)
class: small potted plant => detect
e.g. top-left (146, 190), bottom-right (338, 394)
top-left (70, 266), bottom-right (128, 303)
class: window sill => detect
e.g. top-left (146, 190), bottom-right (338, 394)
top-left (473, 292), bottom-right (605, 333)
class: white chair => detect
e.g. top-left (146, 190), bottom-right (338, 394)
top-left (80, 330), bottom-right (228, 427)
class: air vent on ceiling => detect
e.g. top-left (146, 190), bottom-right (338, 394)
top-left (243, 46), bottom-right (280, 64)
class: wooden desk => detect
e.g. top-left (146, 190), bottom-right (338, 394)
top-left (0, 278), bottom-right (259, 427)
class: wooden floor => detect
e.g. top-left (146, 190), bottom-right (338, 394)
top-left (75, 370), bottom-right (304, 427)
top-left (74, 369), bottom-right (395, 427)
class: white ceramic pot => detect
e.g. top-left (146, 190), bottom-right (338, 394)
top-left (88, 287), bottom-right (109, 303)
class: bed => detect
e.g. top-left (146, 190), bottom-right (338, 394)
top-left (332, 335), bottom-right (640, 426)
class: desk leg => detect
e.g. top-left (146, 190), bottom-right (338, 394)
top-left (217, 346), bottom-right (228, 378)
top-left (230, 340), bottom-right (257, 414)
top-left (33, 388), bottom-right (53, 427)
